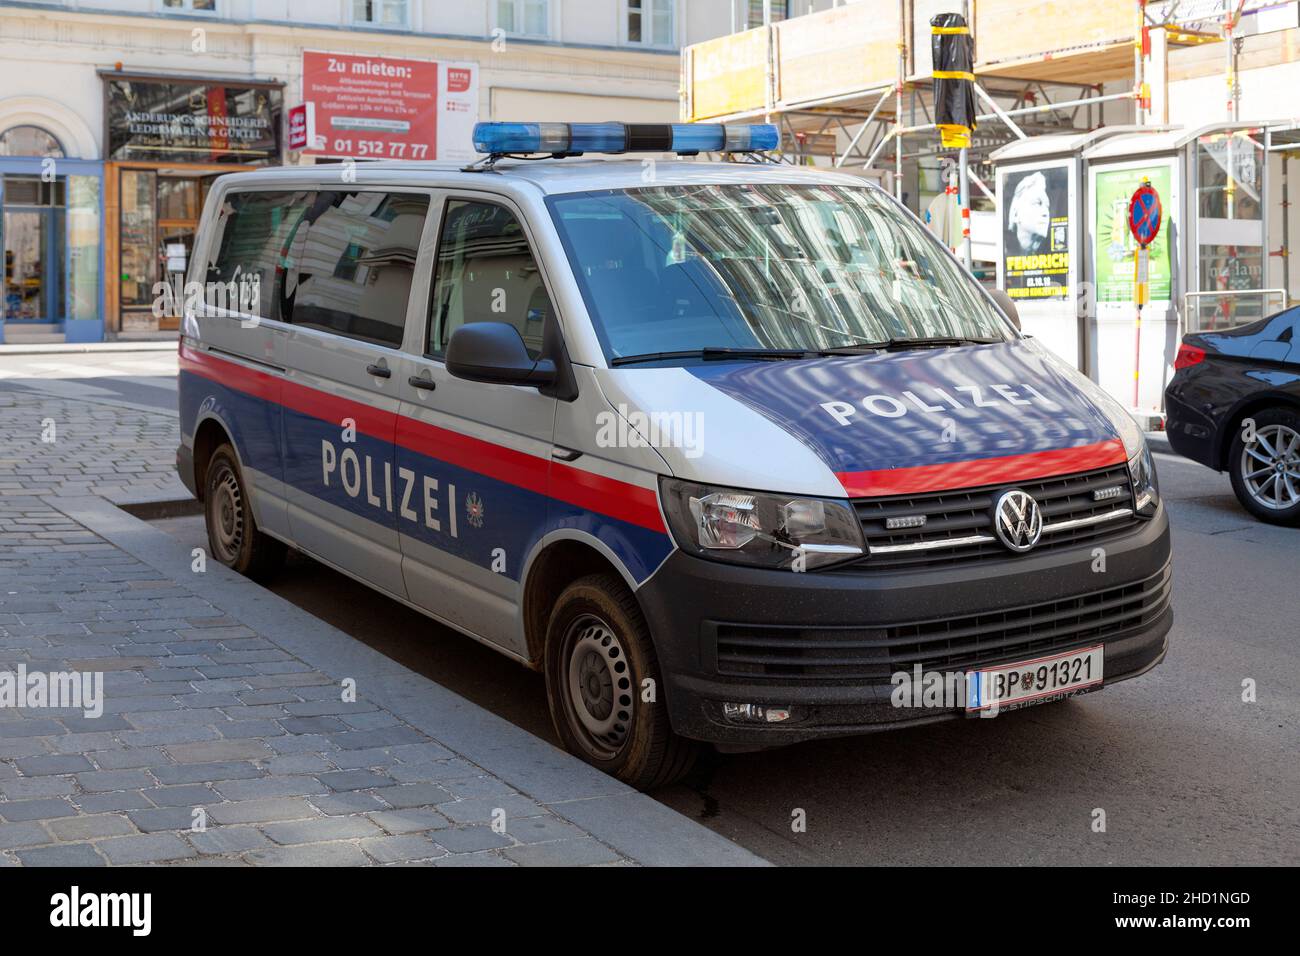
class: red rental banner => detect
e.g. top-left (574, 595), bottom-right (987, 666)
top-left (301, 51), bottom-right (475, 161)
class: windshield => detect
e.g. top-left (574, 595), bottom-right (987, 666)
top-left (547, 182), bottom-right (1011, 363)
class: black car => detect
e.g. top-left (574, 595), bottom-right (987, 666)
top-left (1165, 305), bottom-right (1300, 525)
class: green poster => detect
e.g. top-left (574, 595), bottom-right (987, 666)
top-left (1094, 165), bottom-right (1172, 302)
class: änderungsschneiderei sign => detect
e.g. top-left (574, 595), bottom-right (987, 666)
top-left (105, 74), bottom-right (282, 164)
top-left (1001, 165), bottom-right (1071, 300)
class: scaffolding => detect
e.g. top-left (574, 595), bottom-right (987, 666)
top-left (679, 1), bottom-right (1247, 267)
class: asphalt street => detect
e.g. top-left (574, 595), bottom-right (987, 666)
top-left (7, 350), bottom-right (1296, 866)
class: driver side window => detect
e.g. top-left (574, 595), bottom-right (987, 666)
top-left (427, 199), bottom-right (551, 358)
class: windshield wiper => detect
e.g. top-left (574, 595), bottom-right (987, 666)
top-left (610, 347), bottom-right (813, 366)
top-left (820, 336), bottom-right (998, 355)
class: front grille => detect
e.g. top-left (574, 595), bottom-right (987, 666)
top-left (713, 562), bottom-right (1171, 683)
top-left (851, 463), bottom-right (1141, 570)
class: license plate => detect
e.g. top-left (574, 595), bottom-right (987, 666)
top-left (965, 645), bottom-right (1104, 713)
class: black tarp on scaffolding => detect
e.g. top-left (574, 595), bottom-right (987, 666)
top-left (931, 12), bottom-right (976, 149)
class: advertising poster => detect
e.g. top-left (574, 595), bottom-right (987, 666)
top-left (1094, 165), bottom-right (1173, 303)
top-left (301, 52), bottom-right (478, 163)
top-left (1001, 164), bottom-right (1071, 300)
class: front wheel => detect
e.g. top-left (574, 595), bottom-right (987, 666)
top-left (543, 573), bottom-right (698, 790)
top-left (204, 442), bottom-right (286, 579)
top-left (1228, 407), bottom-right (1300, 526)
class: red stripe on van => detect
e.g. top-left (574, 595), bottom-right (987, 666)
top-left (835, 438), bottom-right (1128, 498)
top-left (181, 344), bottom-right (666, 533)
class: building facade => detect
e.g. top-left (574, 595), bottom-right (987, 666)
top-left (0, 0), bottom-right (736, 342)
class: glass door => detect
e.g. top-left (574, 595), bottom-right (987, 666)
top-left (1192, 128), bottom-right (1268, 331)
top-left (2, 175), bottom-right (64, 323)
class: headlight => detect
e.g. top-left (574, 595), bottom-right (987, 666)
top-left (659, 478), bottom-right (865, 570)
top-left (1128, 441), bottom-right (1160, 516)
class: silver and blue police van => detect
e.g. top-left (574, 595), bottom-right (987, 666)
top-left (177, 121), bottom-right (1170, 789)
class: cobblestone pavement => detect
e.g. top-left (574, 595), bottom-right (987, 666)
top-left (0, 390), bottom-right (186, 505)
top-left (0, 384), bottom-right (761, 866)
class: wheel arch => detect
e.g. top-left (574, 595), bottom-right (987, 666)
top-left (192, 414), bottom-right (237, 501)
top-left (518, 531), bottom-right (645, 668)
top-left (1216, 392), bottom-right (1300, 470)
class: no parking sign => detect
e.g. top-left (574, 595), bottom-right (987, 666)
top-left (1128, 180), bottom-right (1162, 307)
top-left (1127, 178), bottom-right (1161, 406)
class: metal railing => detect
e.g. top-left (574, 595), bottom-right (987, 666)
top-left (1182, 288), bottom-right (1289, 334)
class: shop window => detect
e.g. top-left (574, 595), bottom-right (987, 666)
top-left (625, 0), bottom-right (674, 46)
top-left (428, 200), bottom-right (551, 359)
top-left (158, 178), bottom-right (199, 221)
top-left (0, 125), bottom-right (64, 158)
top-left (353, 0), bottom-right (409, 28)
top-left (497, 0), bottom-right (549, 37)
top-left (287, 191), bottom-right (430, 347)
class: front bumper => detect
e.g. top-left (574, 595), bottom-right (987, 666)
top-left (638, 504), bottom-right (1172, 746)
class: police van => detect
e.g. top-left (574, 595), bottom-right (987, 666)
top-left (177, 121), bottom-right (1171, 789)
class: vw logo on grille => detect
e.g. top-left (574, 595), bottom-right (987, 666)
top-left (993, 489), bottom-right (1043, 553)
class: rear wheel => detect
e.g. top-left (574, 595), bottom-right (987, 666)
top-left (204, 442), bottom-right (286, 579)
top-left (1228, 407), bottom-right (1300, 526)
top-left (543, 573), bottom-right (698, 790)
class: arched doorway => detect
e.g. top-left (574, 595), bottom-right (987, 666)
top-left (2, 126), bottom-right (67, 326)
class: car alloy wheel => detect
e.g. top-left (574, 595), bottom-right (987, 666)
top-left (1239, 423), bottom-right (1300, 511)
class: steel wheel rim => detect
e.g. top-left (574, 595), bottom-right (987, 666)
top-left (1241, 424), bottom-right (1300, 510)
top-left (209, 464), bottom-right (245, 563)
top-left (562, 614), bottom-right (634, 759)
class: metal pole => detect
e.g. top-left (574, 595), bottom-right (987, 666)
top-left (835, 87), bottom-right (894, 168)
top-left (895, 0), bottom-right (905, 202)
top-left (974, 84), bottom-right (1027, 140)
top-left (959, 147), bottom-right (972, 268)
top-left (1284, 153), bottom-right (1294, 305)
top-left (1134, 0), bottom-right (1147, 126)
top-left (888, 90), bottom-right (1137, 138)
top-left (958, 0), bottom-right (973, 268)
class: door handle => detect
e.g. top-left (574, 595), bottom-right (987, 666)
top-left (366, 363), bottom-right (392, 379)
top-left (408, 376), bottom-right (436, 391)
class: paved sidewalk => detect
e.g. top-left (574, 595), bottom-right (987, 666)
top-left (0, 385), bottom-right (765, 867)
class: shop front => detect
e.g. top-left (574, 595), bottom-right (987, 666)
top-left (0, 125), bottom-right (104, 344)
top-left (101, 71), bottom-right (282, 336)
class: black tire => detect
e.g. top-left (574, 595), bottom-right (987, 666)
top-left (543, 573), bottom-right (698, 790)
top-left (1227, 406), bottom-right (1300, 526)
top-left (204, 442), bottom-right (286, 579)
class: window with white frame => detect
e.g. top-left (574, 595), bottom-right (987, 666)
top-left (745, 0), bottom-right (789, 29)
top-left (625, 0), bottom-right (674, 47)
top-left (159, 0), bottom-right (216, 13)
top-left (352, 0), bottom-right (409, 29)
top-left (497, 0), bottom-right (549, 37)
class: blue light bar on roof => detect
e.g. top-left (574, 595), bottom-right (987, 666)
top-left (471, 121), bottom-right (779, 156)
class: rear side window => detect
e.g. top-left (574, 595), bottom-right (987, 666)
top-left (206, 190), bottom-right (314, 322)
top-left (427, 199), bottom-right (553, 358)
top-left (287, 191), bottom-right (431, 348)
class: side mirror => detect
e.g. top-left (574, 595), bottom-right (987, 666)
top-left (989, 289), bottom-right (1021, 331)
top-left (445, 322), bottom-right (556, 388)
